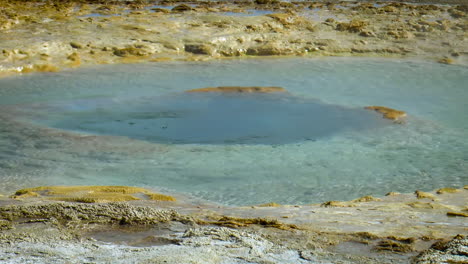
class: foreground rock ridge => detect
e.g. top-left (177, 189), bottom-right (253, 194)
top-left (0, 0), bottom-right (467, 77)
top-left (0, 185), bottom-right (467, 263)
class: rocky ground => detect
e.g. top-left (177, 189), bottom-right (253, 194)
top-left (0, 185), bottom-right (467, 263)
top-left (0, 0), bottom-right (467, 77)
top-left (0, 0), bottom-right (467, 263)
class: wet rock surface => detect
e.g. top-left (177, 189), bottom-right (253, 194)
top-left (413, 235), bottom-right (468, 264)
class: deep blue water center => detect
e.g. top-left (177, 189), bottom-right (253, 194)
top-left (31, 91), bottom-right (391, 145)
top-left (0, 58), bottom-right (467, 205)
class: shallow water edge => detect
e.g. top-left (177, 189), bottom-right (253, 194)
top-left (1, 58), bottom-right (466, 206)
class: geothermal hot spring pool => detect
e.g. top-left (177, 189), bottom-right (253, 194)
top-left (0, 58), bottom-right (467, 205)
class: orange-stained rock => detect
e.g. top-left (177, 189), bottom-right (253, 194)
top-left (365, 106), bottom-right (407, 121)
top-left (185, 86), bottom-right (287, 93)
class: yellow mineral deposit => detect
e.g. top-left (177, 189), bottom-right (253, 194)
top-left (320, 195), bottom-right (382, 207)
top-left (415, 190), bottom-right (437, 200)
top-left (257, 202), bottom-right (282, 207)
top-left (21, 64), bottom-right (60, 73)
top-left (352, 195), bottom-right (382, 203)
top-left (436, 187), bottom-right (461, 194)
top-left (11, 186), bottom-right (176, 203)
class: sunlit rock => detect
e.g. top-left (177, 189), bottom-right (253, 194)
top-left (352, 195), bottom-right (382, 203)
top-left (415, 190), bottom-right (437, 200)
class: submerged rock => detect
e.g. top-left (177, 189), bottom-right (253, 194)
top-left (171, 4), bottom-right (194, 13)
top-left (185, 86), bottom-right (287, 93)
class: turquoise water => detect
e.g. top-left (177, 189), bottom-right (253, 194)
top-left (23, 91), bottom-right (391, 145)
top-left (0, 58), bottom-right (467, 205)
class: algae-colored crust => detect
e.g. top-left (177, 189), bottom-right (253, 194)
top-left (375, 239), bottom-right (414, 253)
top-left (21, 64), bottom-right (60, 73)
top-left (406, 201), bottom-right (451, 210)
top-left (352, 195), bottom-right (382, 203)
top-left (12, 186), bottom-right (176, 203)
top-left (48, 194), bottom-right (141, 203)
top-left (185, 86), bottom-right (287, 93)
top-left (199, 216), bottom-right (298, 230)
top-left (364, 106), bottom-right (407, 121)
top-left (0, 219), bottom-right (12, 231)
top-left (320, 196), bottom-right (382, 207)
top-left (146, 193), bottom-right (177, 202)
top-left (257, 202), bottom-right (282, 207)
top-left (320, 201), bottom-right (355, 208)
top-left (355, 232), bottom-right (380, 240)
top-left (438, 57), bottom-right (455, 65)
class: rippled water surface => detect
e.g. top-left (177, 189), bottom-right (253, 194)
top-left (0, 58), bottom-right (467, 205)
